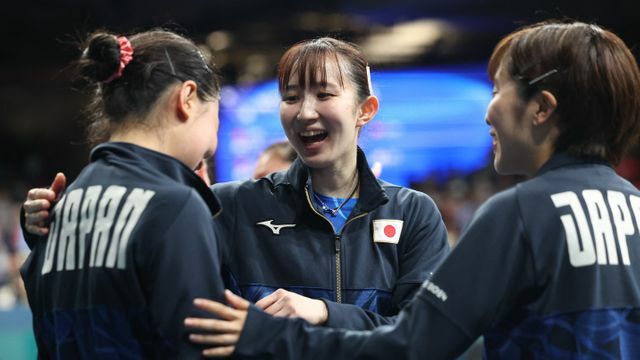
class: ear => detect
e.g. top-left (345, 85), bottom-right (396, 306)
top-left (356, 95), bottom-right (379, 127)
top-left (532, 90), bottom-right (558, 126)
top-left (176, 80), bottom-right (199, 122)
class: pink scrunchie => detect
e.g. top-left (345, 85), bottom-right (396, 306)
top-left (104, 36), bottom-right (134, 83)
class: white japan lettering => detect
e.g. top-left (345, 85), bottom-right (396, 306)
top-left (41, 186), bottom-right (155, 274)
top-left (551, 190), bottom-right (635, 267)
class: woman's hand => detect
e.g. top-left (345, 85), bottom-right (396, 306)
top-left (23, 172), bottom-right (66, 235)
top-left (185, 290), bottom-right (250, 357)
top-left (255, 288), bottom-right (328, 325)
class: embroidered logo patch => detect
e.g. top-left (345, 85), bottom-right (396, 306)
top-left (256, 219), bottom-right (296, 235)
top-left (372, 219), bottom-right (403, 244)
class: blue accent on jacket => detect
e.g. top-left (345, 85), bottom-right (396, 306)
top-left (232, 153), bottom-right (640, 359)
top-left (21, 142), bottom-right (225, 359)
top-left (212, 147), bottom-right (450, 330)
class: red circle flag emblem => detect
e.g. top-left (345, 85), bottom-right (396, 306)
top-left (384, 225), bottom-right (396, 238)
top-left (373, 219), bottom-right (403, 244)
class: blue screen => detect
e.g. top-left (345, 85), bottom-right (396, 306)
top-left (216, 64), bottom-right (493, 186)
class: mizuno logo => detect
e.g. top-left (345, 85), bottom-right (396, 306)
top-left (256, 220), bottom-right (296, 235)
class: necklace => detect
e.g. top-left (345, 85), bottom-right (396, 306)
top-left (312, 180), bottom-right (359, 217)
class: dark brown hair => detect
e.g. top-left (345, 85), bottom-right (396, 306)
top-left (488, 20), bottom-right (640, 164)
top-left (75, 29), bottom-right (221, 145)
top-left (277, 37), bottom-right (371, 102)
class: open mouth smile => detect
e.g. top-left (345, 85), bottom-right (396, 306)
top-left (299, 130), bottom-right (328, 144)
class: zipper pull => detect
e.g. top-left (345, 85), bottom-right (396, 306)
top-left (334, 235), bottom-right (340, 253)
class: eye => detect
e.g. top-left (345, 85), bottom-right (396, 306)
top-left (491, 87), bottom-right (498, 97)
top-left (282, 94), bottom-right (299, 103)
top-left (317, 92), bottom-right (334, 100)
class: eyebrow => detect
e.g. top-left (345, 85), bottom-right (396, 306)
top-left (322, 81), bottom-right (340, 90)
top-left (284, 84), bottom-right (300, 92)
top-left (284, 81), bottom-right (340, 92)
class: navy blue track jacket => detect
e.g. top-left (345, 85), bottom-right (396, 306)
top-left (213, 147), bottom-right (450, 330)
top-left (20, 142), bottom-right (225, 359)
top-left (232, 153), bottom-right (640, 359)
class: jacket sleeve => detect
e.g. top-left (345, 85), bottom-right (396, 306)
top-left (418, 189), bottom-right (537, 338)
top-left (233, 189), bottom-right (536, 359)
top-left (235, 289), bottom-right (473, 360)
top-left (324, 190), bottom-right (451, 330)
top-left (141, 190), bottom-right (225, 359)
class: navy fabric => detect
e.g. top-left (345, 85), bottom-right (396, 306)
top-left (233, 153), bottom-right (640, 359)
top-left (484, 307), bottom-right (640, 359)
top-left (213, 147), bottom-right (450, 330)
top-left (21, 142), bottom-right (225, 359)
top-left (32, 306), bottom-right (158, 359)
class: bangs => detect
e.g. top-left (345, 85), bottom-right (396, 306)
top-left (488, 33), bottom-right (516, 81)
top-left (278, 40), bottom-right (346, 94)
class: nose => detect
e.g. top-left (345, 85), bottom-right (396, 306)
top-left (297, 96), bottom-right (319, 121)
top-left (484, 112), bottom-right (491, 126)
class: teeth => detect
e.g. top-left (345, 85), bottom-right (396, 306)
top-left (300, 130), bottom-right (326, 137)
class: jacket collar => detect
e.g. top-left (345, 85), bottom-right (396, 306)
top-left (90, 142), bottom-right (222, 217)
top-left (284, 147), bottom-right (389, 212)
top-left (535, 152), bottom-right (611, 177)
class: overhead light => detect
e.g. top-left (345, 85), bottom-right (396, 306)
top-left (206, 31), bottom-right (232, 51)
top-left (362, 19), bottom-right (453, 63)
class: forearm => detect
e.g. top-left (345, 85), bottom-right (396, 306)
top-left (235, 293), bottom-right (475, 360)
top-left (322, 281), bottom-right (429, 330)
top-left (323, 300), bottom-right (398, 330)
top-left (235, 305), bottom-right (364, 360)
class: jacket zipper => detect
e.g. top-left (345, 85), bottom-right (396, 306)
top-left (304, 186), bottom-right (368, 304)
top-left (334, 234), bottom-right (342, 303)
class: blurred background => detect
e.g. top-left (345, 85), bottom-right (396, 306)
top-left (1, 0), bottom-right (639, 358)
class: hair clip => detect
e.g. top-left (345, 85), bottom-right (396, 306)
top-left (528, 69), bottom-right (559, 86)
top-left (196, 49), bottom-right (213, 73)
top-left (164, 48), bottom-right (177, 75)
top-left (366, 65), bottom-right (373, 95)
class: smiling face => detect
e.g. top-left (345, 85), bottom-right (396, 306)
top-left (279, 57), bottom-right (365, 170)
top-left (485, 65), bottom-right (539, 176)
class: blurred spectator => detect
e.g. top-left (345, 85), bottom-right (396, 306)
top-left (0, 190), bottom-right (28, 309)
top-left (411, 156), bottom-right (525, 247)
top-left (253, 140), bottom-right (297, 179)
